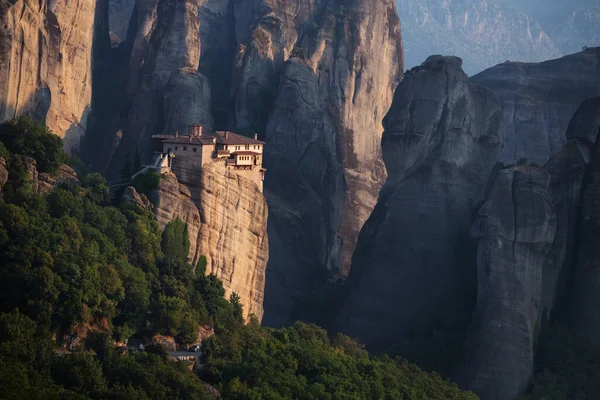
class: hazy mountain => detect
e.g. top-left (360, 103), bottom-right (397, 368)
top-left (504, 0), bottom-right (600, 54)
top-left (396, 0), bottom-right (561, 75)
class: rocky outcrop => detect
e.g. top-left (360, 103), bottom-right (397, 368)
top-left (123, 186), bottom-right (153, 210)
top-left (471, 46), bottom-right (600, 165)
top-left (335, 56), bottom-right (503, 354)
top-left (397, 0), bottom-right (561, 76)
top-left (20, 156), bottom-right (78, 195)
top-left (567, 98), bottom-right (600, 348)
top-left (151, 167), bottom-right (268, 321)
top-left (0, 0), bottom-right (96, 150)
top-left (456, 166), bottom-right (556, 400)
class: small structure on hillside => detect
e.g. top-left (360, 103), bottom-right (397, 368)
top-left (152, 124), bottom-right (266, 191)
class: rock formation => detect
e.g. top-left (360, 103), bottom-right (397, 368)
top-left (455, 97), bottom-right (600, 400)
top-left (18, 156), bottom-right (79, 196)
top-left (538, 97), bottom-right (600, 323)
top-left (0, 0), bottom-right (96, 150)
top-left (255, 0), bottom-right (403, 325)
top-left (567, 97), bottom-right (600, 348)
top-left (108, 0), bottom-right (136, 46)
top-left (335, 56), bottom-right (503, 356)
top-left (151, 166), bottom-right (268, 321)
top-left (471, 46), bottom-right (600, 165)
top-left (112, 0), bottom-right (213, 173)
top-left (456, 166), bottom-right (556, 400)
top-left (122, 186), bottom-right (153, 210)
top-left (96, 0), bottom-right (403, 326)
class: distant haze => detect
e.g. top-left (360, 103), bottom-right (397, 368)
top-left (397, 0), bottom-right (600, 75)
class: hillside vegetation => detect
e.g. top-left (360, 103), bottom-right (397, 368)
top-left (0, 118), bottom-right (477, 399)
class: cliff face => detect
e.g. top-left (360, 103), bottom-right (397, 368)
top-left (151, 166), bottom-right (268, 321)
top-left (455, 98), bottom-right (600, 400)
top-left (471, 47), bottom-right (600, 165)
top-left (335, 56), bottom-right (503, 354)
top-left (0, 0), bottom-right (96, 150)
top-left (251, 0), bottom-right (402, 325)
top-left (396, 0), bottom-right (561, 75)
top-left (456, 166), bottom-right (556, 400)
top-left (94, 0), bottom-right (402, 326)
top-left (568, 98), bottom-right (600, 348)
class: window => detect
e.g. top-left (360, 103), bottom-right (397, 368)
top-left (175, 147), bottom-right (178, 151)
top-left (167, 148), bottom-right (172, 152)
top-left (245, 145), bottom-right (249, 150)
top-left (183, 146), bottom-right (187, 151)
top-left (193, 147), bottom-right (197, 152)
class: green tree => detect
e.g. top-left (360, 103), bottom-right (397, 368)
top-left (83, 172), bottom-right (110, 204)
top-left (161, 219), bottom-right (190, 277)
top-left (0, 116), bottom-right (65, 174)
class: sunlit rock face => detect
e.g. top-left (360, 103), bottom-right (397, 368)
top-left (0, 0), bottom-right (96, 150)
top-left (152, 167), bottom-right (268, 321)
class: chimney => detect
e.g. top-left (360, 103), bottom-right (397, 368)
top-left (175, 131), bottom-right (179, 137)
top-left (254, 133), bottom-right (258, 140)
top-left (212, 137), bottom-right (217, 144)
top-left (188, 124), bottom-right (203, 137)
top-left (225, 132), bottom-right (229, 139)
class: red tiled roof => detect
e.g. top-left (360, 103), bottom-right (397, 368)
top-left (157, 136), bottom-right (215, 145)
top-left (211, 131), bottom-right (265, 145)
top-left (153, 131), bottom-right (264, 145)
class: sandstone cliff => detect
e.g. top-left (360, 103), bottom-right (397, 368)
top-left (335, 56), bottom-right (503, 358)
top-left (151, 165), bottom-right (268, 321)
top-left (471, 46), bottom-right (600, 165)
top-left (456, 166), bottom-right (556, 400)
top-left (0, 0), bottom-right (96, 150)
